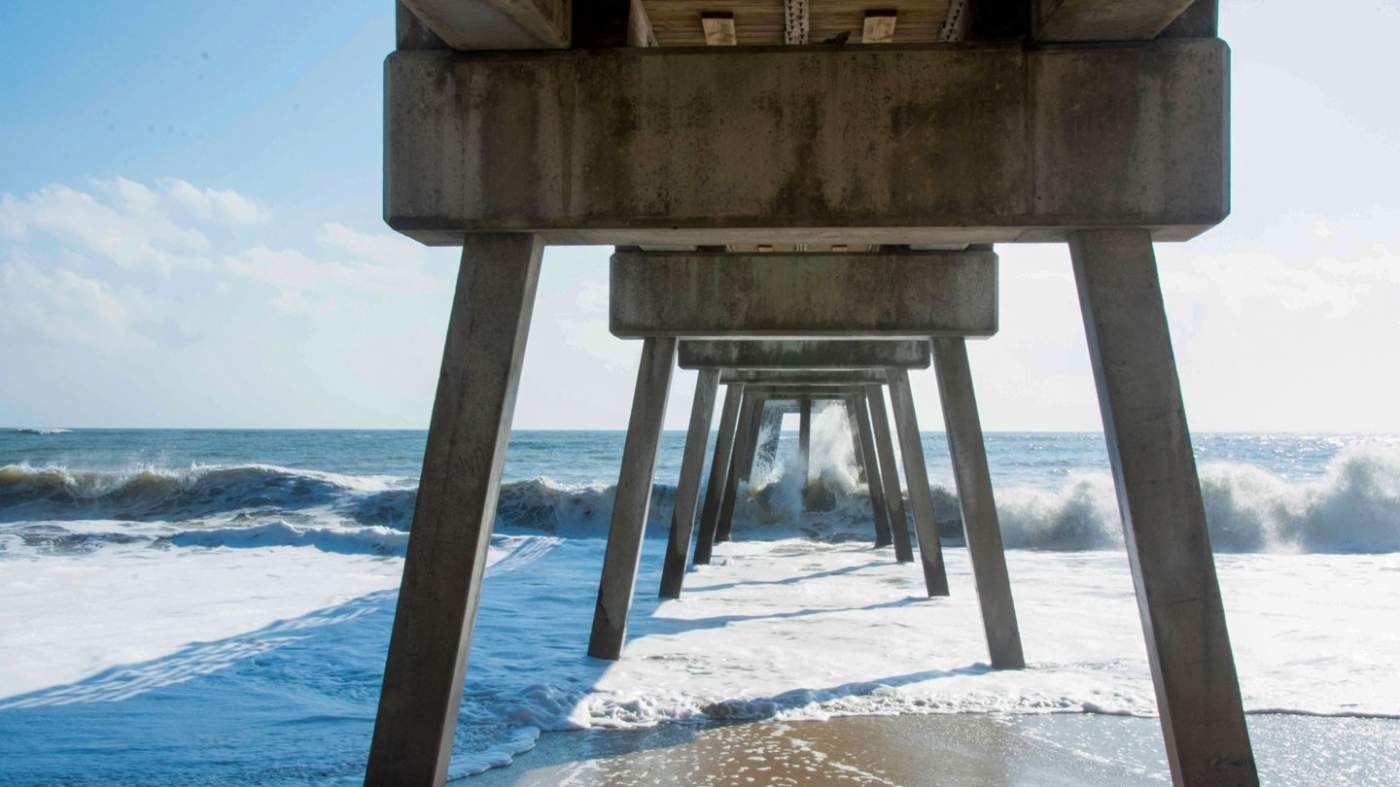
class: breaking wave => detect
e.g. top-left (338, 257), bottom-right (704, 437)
top-left (2, 444), bottom-right (1398, 553)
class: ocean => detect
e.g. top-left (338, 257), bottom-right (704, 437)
top-left (1, 421), bottom-right (1398, 783)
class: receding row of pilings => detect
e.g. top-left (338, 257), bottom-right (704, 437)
top-left (365, 241), bottom-right (1256, 787)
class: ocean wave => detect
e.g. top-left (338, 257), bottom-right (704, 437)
top-left (3, 445), bottom-right (1399, 553)
top-left (166, 521), bottom-right (409, 556)
top-left (13, 428), bottom-right (71, 435)
top-left (998, 445), bottom-right (1400, 553)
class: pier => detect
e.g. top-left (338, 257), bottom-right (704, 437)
top-left (367, 1), bottom-right (1253, 785)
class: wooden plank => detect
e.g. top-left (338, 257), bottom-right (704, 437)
top-left (1034, 0), bottom-right (1196, 41)
top-left (643, 0), bottom-right (952, 46)
top-left (630, 0), bottom-right (659, 45)
top-left (861, 9), bottom-right (897, 43)
top-left (701, 12), bottom-right (737, 45)
top-left (400, 0), bottom-right (569, 50)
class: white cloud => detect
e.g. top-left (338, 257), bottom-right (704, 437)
top-left (0, 177), bottom-right (270, 272)
top-left (0, 258), bottom-right (151, 350)
top-left (318, 222), bottom-right (424, 264)
top-left (162, 179), bottom-right (265, 224)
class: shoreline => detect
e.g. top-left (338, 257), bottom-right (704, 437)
top-left (466, 712), bottom-right (1400, 786)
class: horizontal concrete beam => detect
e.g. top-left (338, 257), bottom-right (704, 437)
top-left (1034, 0), bottom-right (1195, 42)
top-left (744, 385), bottom-right (869, 399)
top-left (679, 340), bottom-right (931, 370)
top-left (720, 369), bottom-right (888, 385)
top-left (400, 0), bottom-right (569, 50)
top-left (610, 251), bottom-right (997, 339)
top-left (386, 40), bottom-right (1228, 245)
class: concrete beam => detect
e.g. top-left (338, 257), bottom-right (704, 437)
top-left (867, 384), bottom-right (914, 562)
top-left (715, 391), bottom-right (766, 542)
top-left (611, 251), bottom-right (997, 339)
top-left (681, 340), bottom-right (931, 370)
top-left (660, 367), bottom-right (718, 599)
top-left (1034, 0), bottom-right (1196, 42)
top-left (932, 338), bottom-right (1024, 670)
top-left (719, 369), bottom-right (889, 385)
top-left (888, 368), bottom-right (950, 597)
top-left (848, 394), bottom-right (894, 547)
top-left (693, 382), bottom-right (744, 566)
top-left (741, 385), bottom-right (868, 398)
top-left (1071, 229), bottom-right (1256, 783)
top-left (588, 337), bottom-right (676, 660)
top-left (399, 0), bottom-right (569, 50)
top-left (385, 40), bottom-right (1228, 245)
top-left (366, 234), bottom-right (542, 785)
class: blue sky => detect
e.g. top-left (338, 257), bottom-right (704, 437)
top-left (2, 0), bottom-right (1399, 431)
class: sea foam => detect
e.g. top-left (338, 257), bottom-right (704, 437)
top-left (2, 444), bottom-right (1398, 554)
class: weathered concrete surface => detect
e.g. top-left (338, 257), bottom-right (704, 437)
top-left (679, 340), bottom-right (931, 370)
top-left (716, 390), bottom-right (764, 543)
top-left (720, 369), bottom-right (889, 385)
top-left (385, 41), bottom-right (1228, 245)
top-left (867, 384), bottom-right (914, 562)
top-left (588, 337), bottom-right (677, 660)
top-left (798, 396), bottom-right (812, 489)
top-left (401, 0), bottom-right (569, 50)
top-left (693, 382), bottom-right (744, 566)
top-left (611, 251), bottom-right (997, 338)
top-left (1071, 229), bottom-right (1256, 785)
top-left (848, 394), bottom-right (894, 547)
top-left (887, 368), bottom-right (951, 597)
top-left (932, 338), bottom-right (1024, 669)
top-left (755, 406), bottom-right (783, 475)
top-left (1033, 0), bottom-right (1194, 42)
top-left (660, 368), bottom-right (718, 599)
top-left (367, 234), bottom-right (542, 786)
top-left (742, 385), bottom-right (868, 399)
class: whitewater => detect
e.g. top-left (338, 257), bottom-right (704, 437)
top-left (1, 423), bottom-right (1398, 783)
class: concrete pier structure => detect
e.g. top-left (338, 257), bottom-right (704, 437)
top-left (691, 382), bottom-right (743, 567)
top-left (587, 337), bottom-right (676, 660)
top-left (371, 1), bottom-right (1255, 781)
top-left (659, 368), bottom-right (718, 599)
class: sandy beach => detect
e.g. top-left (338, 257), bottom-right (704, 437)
top-left (472, 713), bottom-right (1400, 786)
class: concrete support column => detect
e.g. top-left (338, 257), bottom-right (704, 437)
top-left (716, 392), bottom-right (765, 542)
top-left (848, 394), bottom-right (894, 548)
top-left (887, 368), bottom-right (951, 597)
top-left (932, 338), bottom-right (1025, 669)
top-left (798, 396), bottom-right (812, 491)
top-left (366, 234), bottom-right (543, 786)
top-left (1071, 229), bottom-right (1256, 785)
top-left (694, 383), bottom-right (744, 565)
top-left (588, 337), bottom-right (678, 660)
top-left (754, 405), bottom-right (784, 478)
top-left (844, 402), bottom-right (868, 484)
top-left (660, 368), bottom-right (720, 598)
top-left (866, 384), bottom-right (914, 562)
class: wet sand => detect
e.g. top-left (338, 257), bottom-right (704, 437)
top-left (467, 713), bottom-right (1399, 786)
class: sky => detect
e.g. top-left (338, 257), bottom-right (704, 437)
top-left (1, 0), bottom-right (1398, 432)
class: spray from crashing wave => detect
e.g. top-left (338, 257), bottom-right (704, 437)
top-left (1, 441), bottom-right (1397, 555)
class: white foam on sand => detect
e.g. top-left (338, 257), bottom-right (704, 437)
top-left (5, 531), bottom-right (1397, 780)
